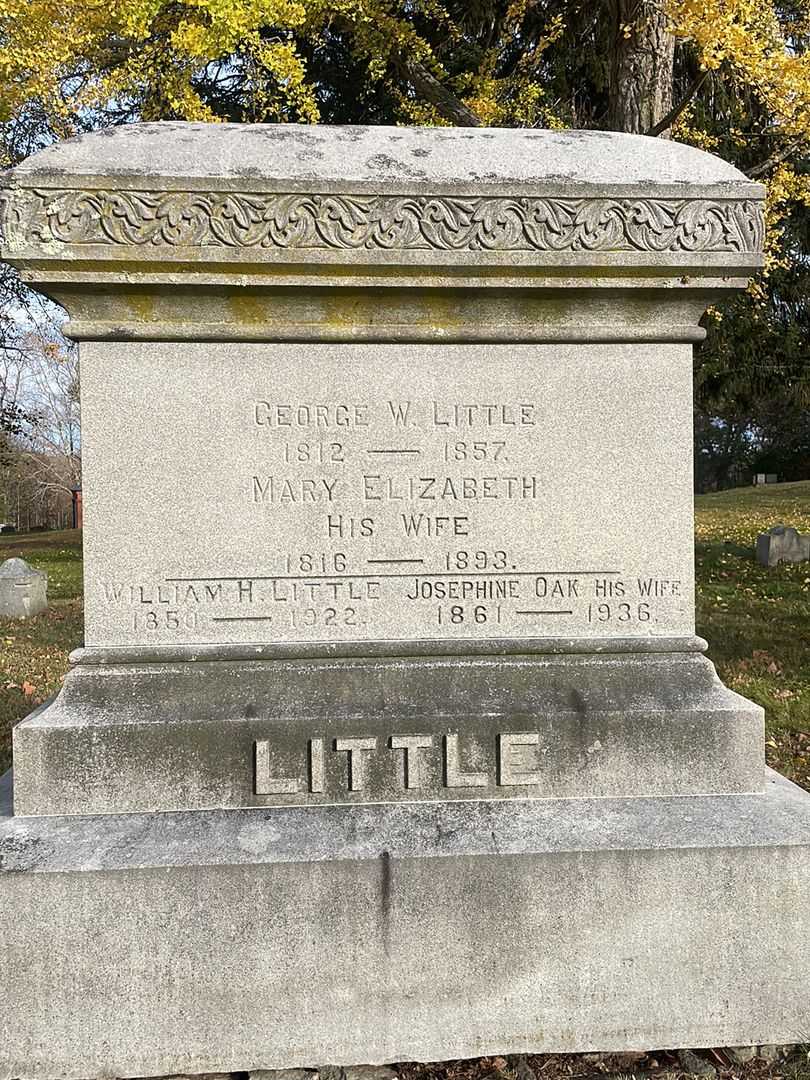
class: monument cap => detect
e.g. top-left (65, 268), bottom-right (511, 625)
top-left (0, 123), bottom-right (765, 312)
top-left (3, 121), bottom-right (759, 190)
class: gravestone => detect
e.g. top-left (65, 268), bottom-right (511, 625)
top-left (1, 123), bottom-right (809, 1079)
top-left (0, 557), bottom-right (47, 619)
top-left (756, 524), bottom-right (810, 567)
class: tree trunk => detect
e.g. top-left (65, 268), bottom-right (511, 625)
top-left (404, 61), bottom-right (482, 127)
top-left (606, 0), bottom-right (675, 136)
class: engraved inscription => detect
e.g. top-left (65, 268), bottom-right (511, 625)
top-left (390, 735), bottom-right (434, 790)
top-left (334, 737), bottom-right (377, 791)
top-left (498, 733), bottom-right (543, 787)
top-left (445, 733), bottom-right (488, 789)
top-left (254, 732), bottom-right (548, 798)
top-left (255, 740), bottom-right (301, 795)
top-left (85, 343), bottom-right (694, 649)
top-left (102, 569), bottom-right (683, 640)
top-left (310, 738), bottom-right (325, 793)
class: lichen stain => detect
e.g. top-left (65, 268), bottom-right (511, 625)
top-left (227, 294), bottom-right (269, 324)
top-left (125, 292), bottom-right (157, 322)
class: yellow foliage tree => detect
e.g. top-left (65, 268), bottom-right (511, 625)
top-left (0, 0), bottom-right (809, 234)
top-left (0, 1), bottom-right (805, 153)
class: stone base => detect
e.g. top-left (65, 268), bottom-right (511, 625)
top-left (2, 769), bottom-right (810, 1079)
top-left (12, 652), bottom-right (763, 815)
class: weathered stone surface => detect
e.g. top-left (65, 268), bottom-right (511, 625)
top-left (73, 339), bottom-right (696, 657)
top-left (12, 653), bottom-right (764, 816)
top-left (2, 124), bottom-right (764, 280)
top-left (0, 557), bottom-right (47, 619)
top-left (4, 122), bottom-right (754, 186)
top-left (755, 525), bottom-right (810, 567)
top-left (0, 121), bottom-right (805, 1076)
top-left (0, 123), bottom-right (764, 347)
top-left (2, 770), bottom-right (810, 1080)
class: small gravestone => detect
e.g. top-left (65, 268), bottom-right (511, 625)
top-left (0, 557), bottom-right (47, 619)
top-left (756, 525), bottom-right (810, 567)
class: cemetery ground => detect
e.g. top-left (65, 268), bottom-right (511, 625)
top-left (1, 482), bottom-right (810, 785)
top-left (0, 488), bottom-right (809, 1076)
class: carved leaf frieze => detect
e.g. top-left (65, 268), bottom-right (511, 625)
top-left (16, 189), bottom-right (765, 254)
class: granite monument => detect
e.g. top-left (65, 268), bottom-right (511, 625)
top-left (0, 123), bottom-right (808, 1079)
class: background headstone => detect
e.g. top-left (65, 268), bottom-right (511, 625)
top-left (0, 557), bottom-right (47, 619)
top-left (756, 525), bottom-right (810, 567)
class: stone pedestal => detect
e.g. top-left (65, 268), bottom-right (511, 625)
top-left (2, 769), bottom-right (810, 1078)
top-left (1, 123), bottom-right (808, 1077)
top-left (14, 652), bottom-right (764, 815)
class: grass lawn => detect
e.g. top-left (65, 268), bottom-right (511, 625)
top-left (0, 529), bottom-right (83, 773)
top-left (696, 480), bottom-right (810, 790)
top-left (1, 484), bottom-right (809, 787)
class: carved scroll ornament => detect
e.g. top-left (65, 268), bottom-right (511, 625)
top-left (13, 188), bottom-right (764, 254)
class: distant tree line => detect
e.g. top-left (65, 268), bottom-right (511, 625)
top-left (0, 323), bottom-right (80, 531)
